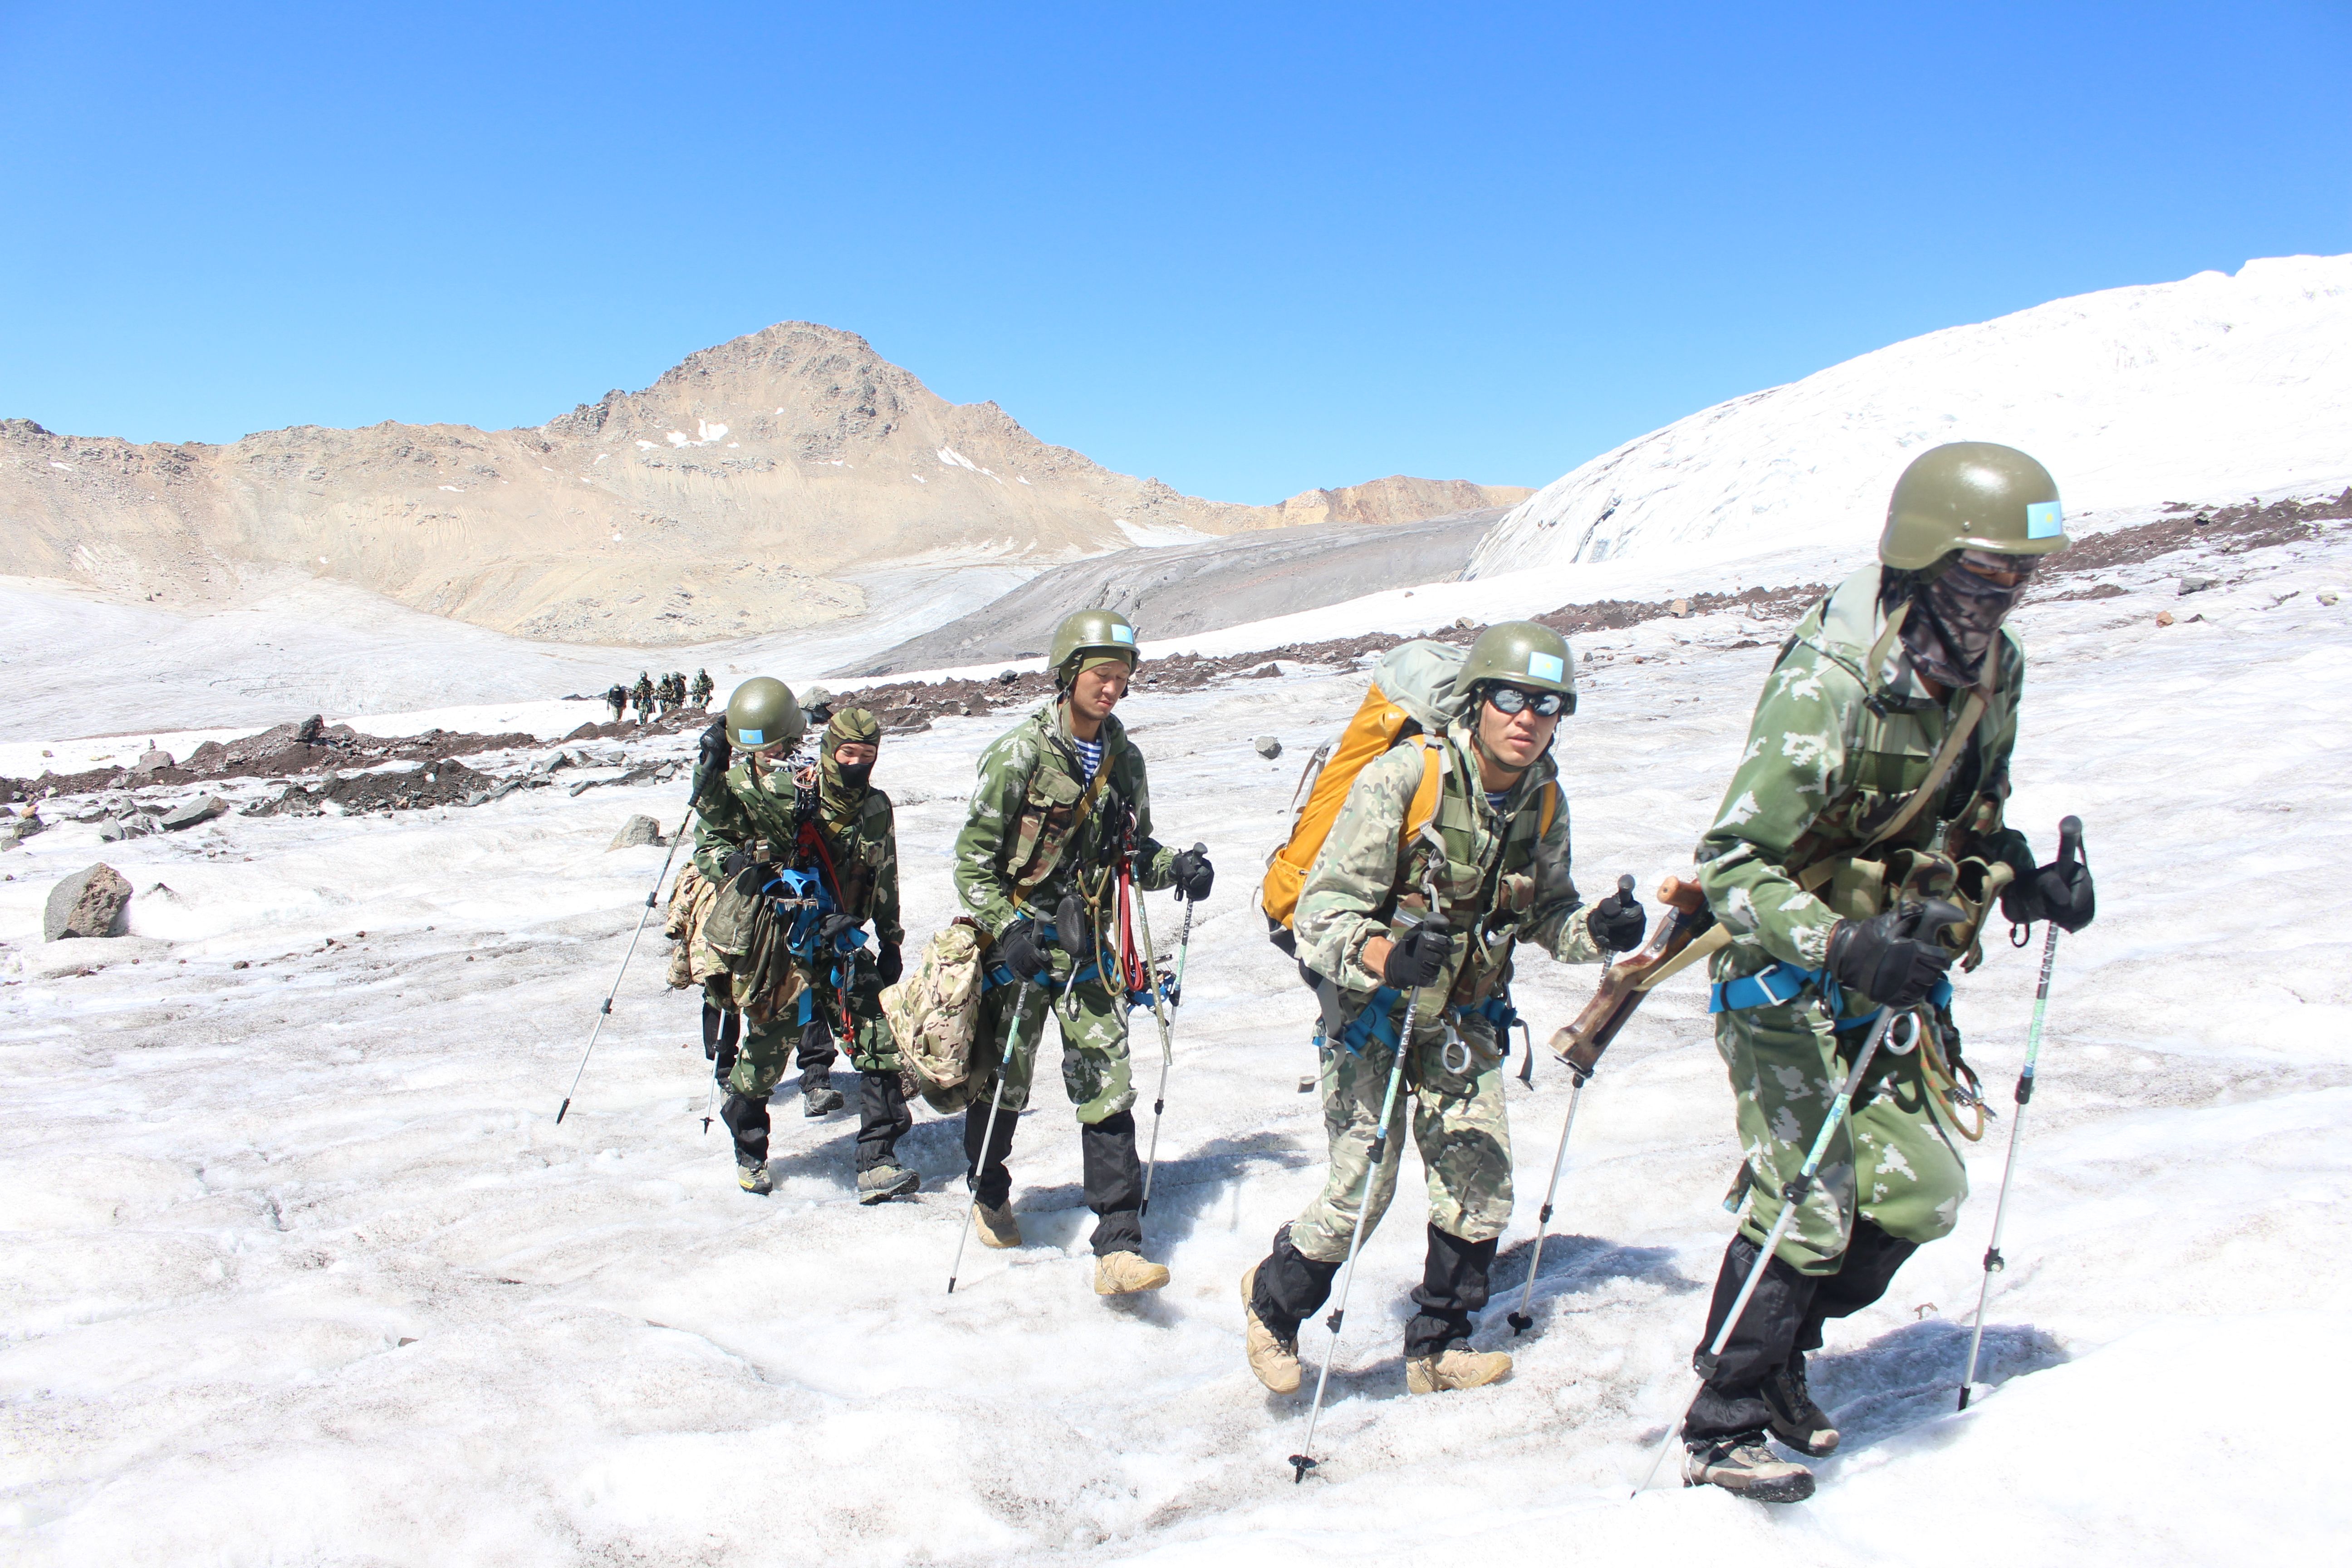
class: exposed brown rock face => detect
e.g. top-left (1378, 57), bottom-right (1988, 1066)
top-left (3, 323), bottom-right (1526, 647)
top-left (1272, 475), bottom-right (1533, 529)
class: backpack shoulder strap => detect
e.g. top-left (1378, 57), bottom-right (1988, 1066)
top-left (1860, 674), bottom-right (1994, 852)
top-left (1401, 737), bottom-right (1444, 848)
top-left (1539, 779), bottom-right (1559, 838)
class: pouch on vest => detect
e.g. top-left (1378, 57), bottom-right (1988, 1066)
top-left (1260, 640), bottom-right (1469, 947)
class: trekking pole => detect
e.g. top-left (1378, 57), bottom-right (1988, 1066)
top-left (554, 800), bottom-right (698, 1124)
top-left (1632, 1004), bottom-right (1901, 1495)
top-left (1957, 815), bottom-right (2083, 1411)
top-left (1505, 1061), bottom-right (1590, 1334)
top-left (1132, 870), bottom-right (1188, 1216)
top-left (1290, 886), bottom-right (1442, 1484)
top-left (948, 978), bottom-right (1036, 1294)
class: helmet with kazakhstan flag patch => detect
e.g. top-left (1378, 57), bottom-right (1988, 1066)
top-left (1458, 621), bottom-right (1577, 713)
top-left (1049, 608), bottom-right (1142, 688)
top-left (1879, 442), bottom-right (2069, 571)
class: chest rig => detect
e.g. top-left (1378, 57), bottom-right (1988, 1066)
top-left (1395, 735), bottom-right (1558, 1008)
top-left (1775, 571), bottom-right (2018, 957)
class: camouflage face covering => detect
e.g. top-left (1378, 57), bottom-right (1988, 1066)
top-left (819, 708), bottom-right (882, 824)
top-left (1901, 552), bottom-right (2034, 690)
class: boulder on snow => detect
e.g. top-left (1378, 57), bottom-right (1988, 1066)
top-left (1254, 736), bottom-right (1284, 760)
top-left (0, 810), bottom-right (44, 851)
top-left (2177, 575), bottom-right (2220, 596)
top-left (609, 814), bottom-right (665, 850)
top-left (159, 796), bottom-right (230, 831)
top-left (132, 746), bottom-right (175, 776)
top-left (45, 863), bottom-right (132, 941)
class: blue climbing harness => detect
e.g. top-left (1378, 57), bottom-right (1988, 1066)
top-left (1335, 988), bottom-right (1519, 1056)
top-left (979, 920), bottom-right (1169, 1012)
top-left (1708, 960), bottom-right (1952, 1028)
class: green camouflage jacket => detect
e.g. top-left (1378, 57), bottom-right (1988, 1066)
top-left (691, 759), bottom-right (902, 946)
top-left (1695, 564), bottom-right (2024, 975)
top-left (951, 701), bottom-right (1176, 941)
top-left (1296, 714), bottom-right (1606, 1012)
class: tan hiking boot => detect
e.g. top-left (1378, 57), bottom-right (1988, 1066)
top-left (1240, 1264), bottom-right (1301, 1393)
top-left (972, 1200), bottom-right (1021, 1249)
top-left (1405, 1346), bottom-right (1512, 1394)
top-left (1094, 1251), bottom-right (1171, 1296)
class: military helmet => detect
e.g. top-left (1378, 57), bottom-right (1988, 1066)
top-left (723, 676), bottom-right (806, 751)
top-left (1458, 621), bottom-right (1577, 712)
top-left (1880, 442), bottom-right (2069, 571)
top-left (1049, 608), bottom-right (1141, 684)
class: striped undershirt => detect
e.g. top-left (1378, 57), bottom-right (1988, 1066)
top-left (1073, 736), bottom-right (1105, 781)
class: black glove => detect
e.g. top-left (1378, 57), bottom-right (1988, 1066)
top-left (2001, 859), bottom-right (2096, 933)
top-left (818, 911), bottom-right (861, 945)
top-left (1587, 876), bottom-right (1646, 952)
top-left (877, 942), bottom-right (903, 986)
top-left (1380, 917), bottom-right (1456, 990)
top-left (1826, 904), bottom-right (1956, 1010)
top-left (1053, 890), bottom-right (1093, 960)
top-left (697, 720), bottom-right (730, 783)
top-left (1171, 843), bottom-right (1214, 902)
top-left (994, 919), bottom-right (1054, 985)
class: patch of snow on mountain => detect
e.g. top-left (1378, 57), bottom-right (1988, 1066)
top-left (1115, 519), bottom-right (1216, 549)
top-left (1472, 254), bottom-right (2352, 579)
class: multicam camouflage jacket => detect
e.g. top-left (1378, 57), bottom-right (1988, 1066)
top-left (951, 701), bottom-right (1176, 941)
top-left (1695, 564), bottom-right (2025, 975)
top-left (691, 757), bottom-right (902, 945)
top-left (1296, 714), bottom-right (1607, 1015)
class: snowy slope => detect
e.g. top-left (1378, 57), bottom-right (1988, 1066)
top-left (3, 514), bottom-right (2347, 1563)
top-left (1471, 254), bottom-right (2352, 578)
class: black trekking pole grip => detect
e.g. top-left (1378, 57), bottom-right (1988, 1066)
top-left (2058, 814), bottom-right (2084, 867)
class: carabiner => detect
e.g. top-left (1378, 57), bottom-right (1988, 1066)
top-left (1441, 1019), bottom-right (1472, 1076)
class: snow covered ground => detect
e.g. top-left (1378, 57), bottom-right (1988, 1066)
top-left (2, 516), bottom-right (2348, 1564)
top-left (1473, 253), bottom-right (2352, 578)
top-left (0, 550), bottom-right (1035, 746)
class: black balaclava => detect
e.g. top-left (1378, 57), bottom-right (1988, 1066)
top-left (1895, 552), bottom-right (2035, 691)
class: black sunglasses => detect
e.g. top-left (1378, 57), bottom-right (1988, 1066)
top-left (1486, 685), bottom-right (1573, 717)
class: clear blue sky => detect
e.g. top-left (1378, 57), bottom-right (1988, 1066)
top-left (2, 2), bottom-right (2345, 505)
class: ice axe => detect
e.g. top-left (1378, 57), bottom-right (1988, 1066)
top-left (1521, 874), bottom-right (1638, 1085)
top-left (1507, 875), bottom-right (1710, 1334)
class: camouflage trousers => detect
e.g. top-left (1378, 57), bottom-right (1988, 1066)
top-left (967, 973), bottom-right (1134, 1125)
top-left (720, 953), bottom-right (900, 1096)
top-left (1288, 1009), bottom-right (1514, 1265)
top-left (1719, 999), bottom-right (1969, 1274)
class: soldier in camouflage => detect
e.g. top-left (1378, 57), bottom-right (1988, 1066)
top-left (1243, 622), bottom-right (1642, 1397)
top-left (632, 672), bottom-right (656, 725)
top-left (950, 608), bottom-right (1212, 1298)
top-left (798, 705), bottom-right (920, 1201)
top-left (1680, 444), bottom-right (2098, 1503)
top-left (691, 668), bottom-right (714, 708)
top-left (690, 677), bottom-right (906, 1195)
top-left (606, 682), bottom-right (627, 723)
